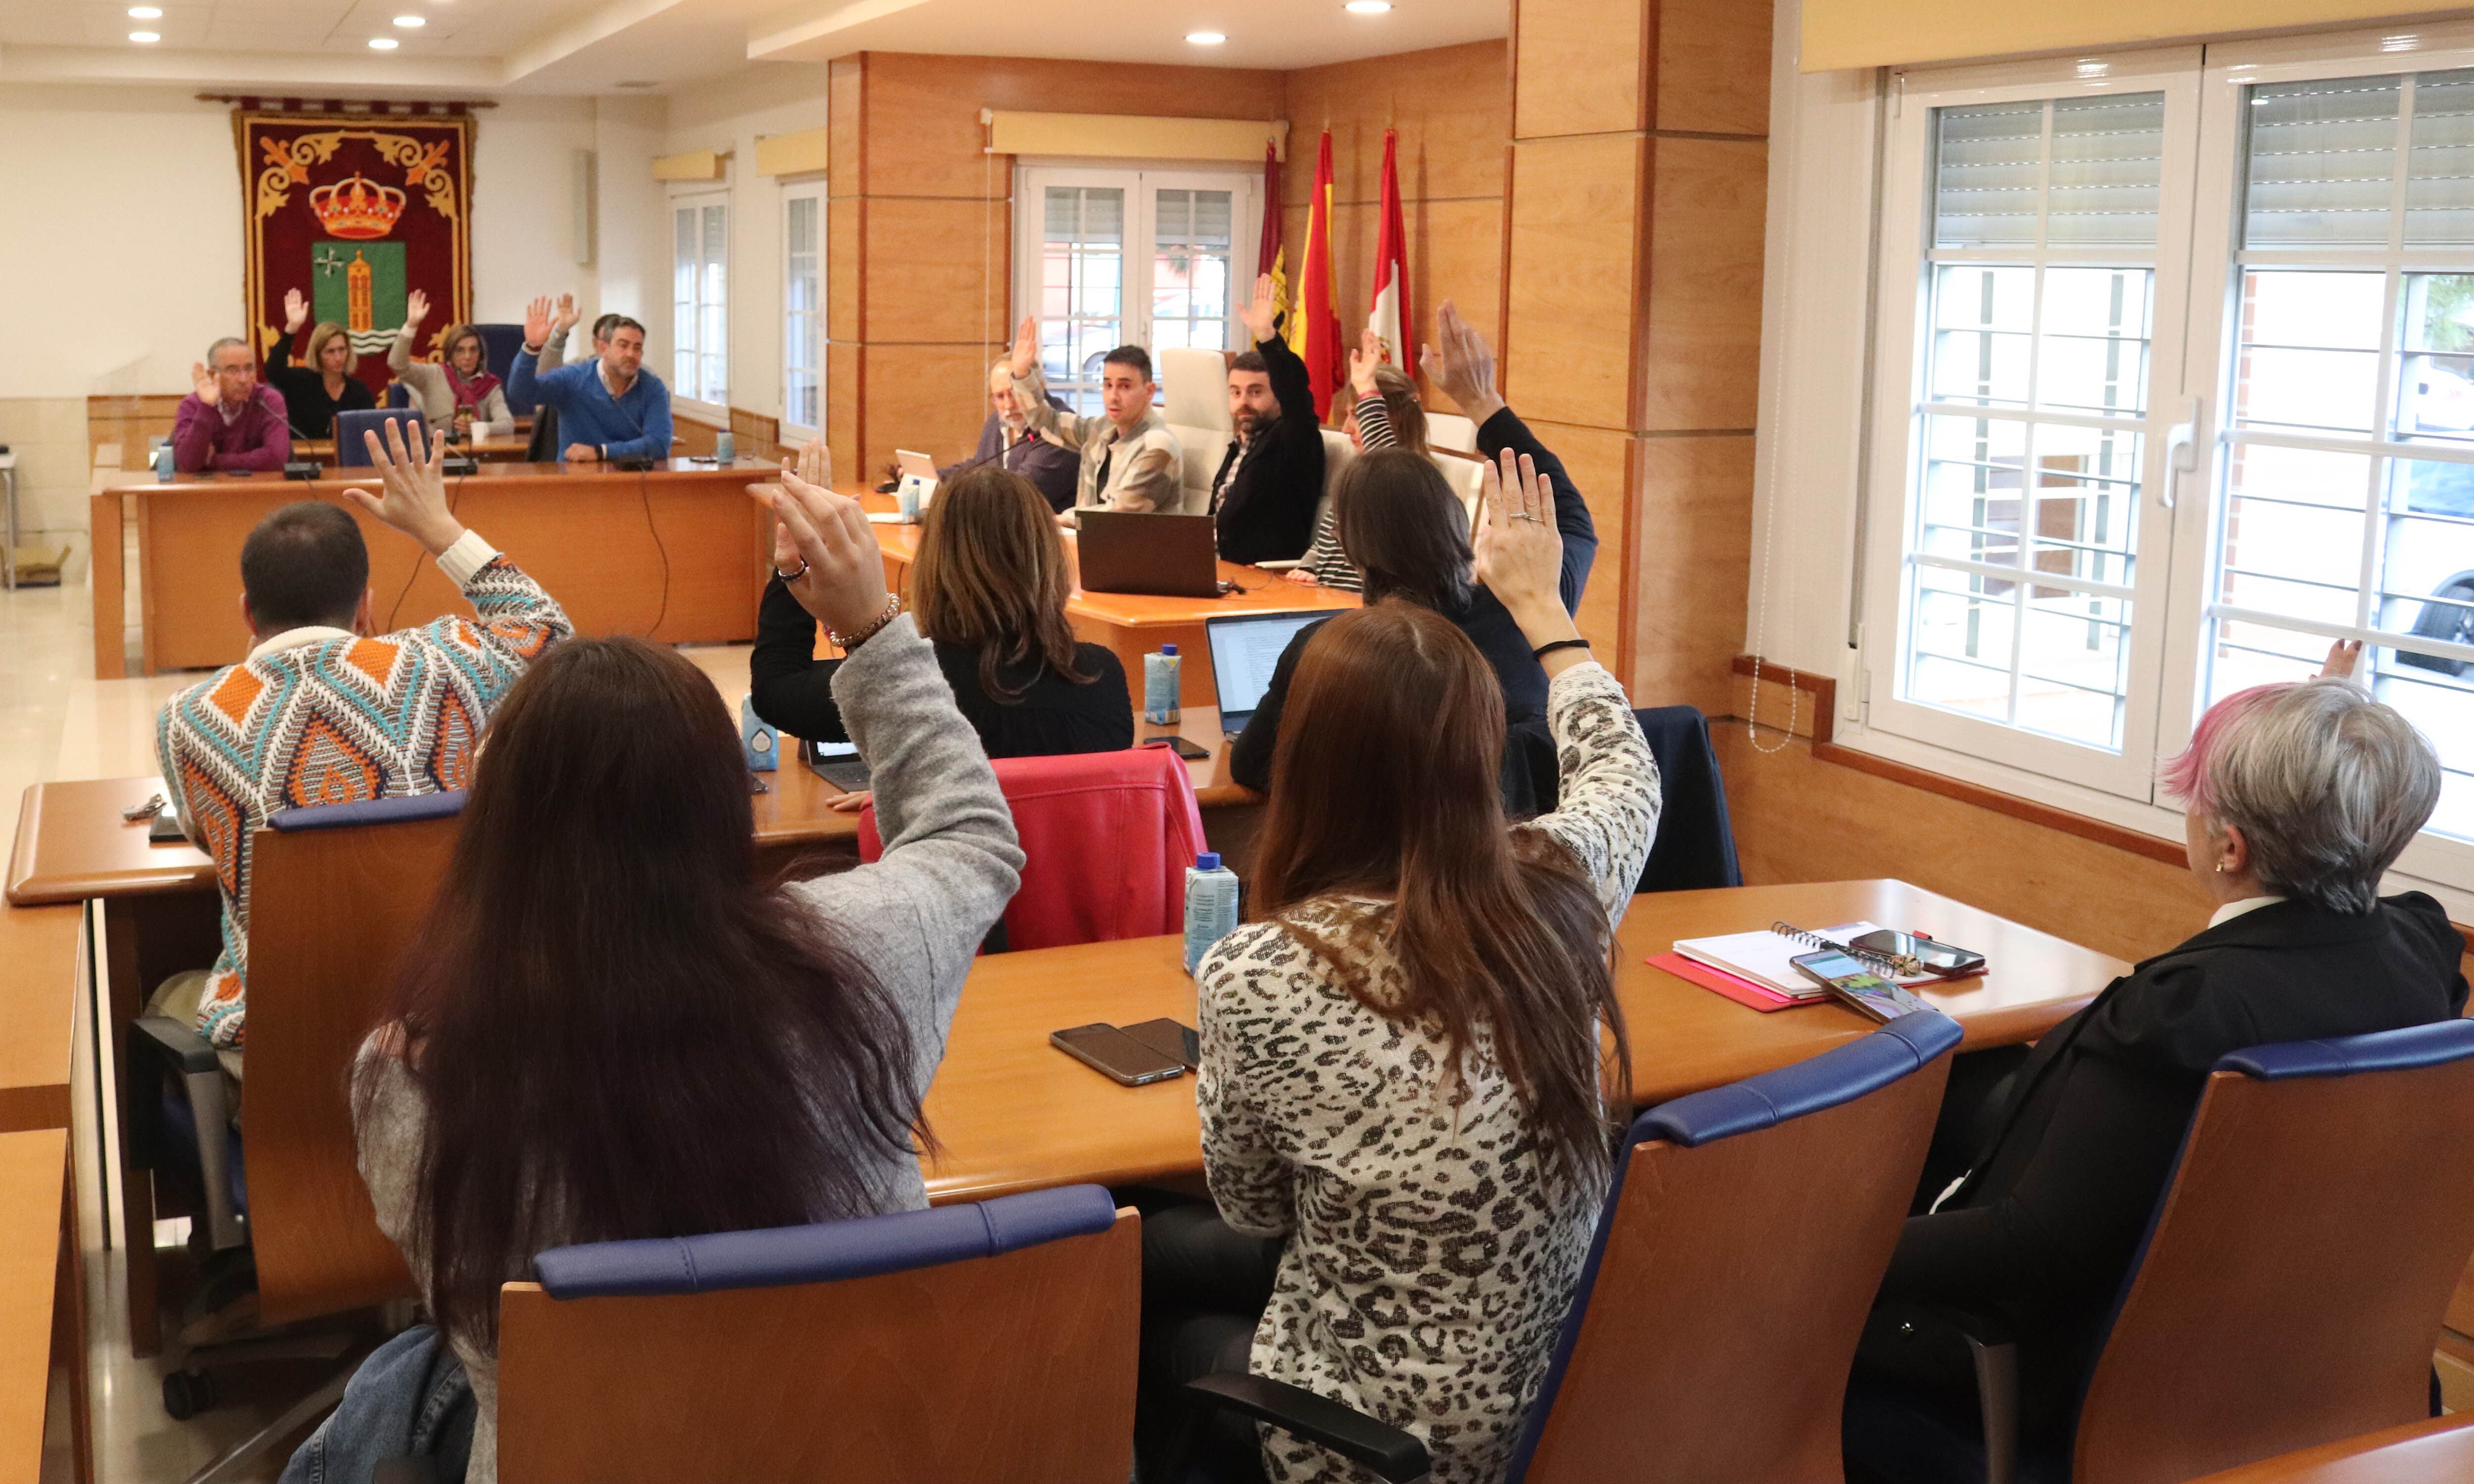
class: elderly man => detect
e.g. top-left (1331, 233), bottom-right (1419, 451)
top-left (1004, 316), bottom-right (1184, 515)
top-left (942, 360), bottom-right (1080, 512)
top-left (173, 338), bottom-right (292, 473)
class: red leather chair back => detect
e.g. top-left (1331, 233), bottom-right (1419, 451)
top-left (860, 748), bottom-right (1206, 951)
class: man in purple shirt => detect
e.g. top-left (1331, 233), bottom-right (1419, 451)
top-left (173, 337), bottom-right (292, 474)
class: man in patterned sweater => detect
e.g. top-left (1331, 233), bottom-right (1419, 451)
top-left (156, 419), bottom-right (573, 1052)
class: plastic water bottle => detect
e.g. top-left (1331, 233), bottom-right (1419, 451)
top-left (152, 440), bottom-right (174, 482)
top-left (1144, 645), bottom-right (1182, 725)
top-left (714, 430), bottom-right (735, 464)
top-left (1184, 852), bottom-right (1241, 975)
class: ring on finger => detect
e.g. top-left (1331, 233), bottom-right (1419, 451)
top-left (776, 558), bottom-right (811, 582)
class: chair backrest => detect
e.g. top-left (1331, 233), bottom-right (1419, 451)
top-left (525, 404), bottom-right (562, 462)
top-left (384, 381), bottom-right (413, 410)
top-left (334, 407), bottom-right (426, 466)
top-left (1169, 424), bottom-right (1231, 515)
top-left (857, 748), bottom-right (1206, 951)
top-left (2183, 1415), bottom-right (2474, 1483)
top-left (472, 323), bottom-right (530, 412)
top-left (2071, 1021), bottom-right (2474, 1484)
top-left (1506, 1011), bottom-right (1963, 1484)
top-left (1426, 411), bottom-right (1478, 453)
top-left (1160, 346), bottom-right (1232, 431)
top-left (1431, 447), bottom-right (1484, 535)
top-left (497, 1186), bottom-right (1139, 1484)
top-left (241, 790), bottom-right (467, 1325)
top-left (1631, 706), bottom-right (1743, 891)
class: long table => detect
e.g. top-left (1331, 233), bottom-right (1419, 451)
top-left (0, 1129), bottom-right (90, 1484)
top-left (92, 459), bottom-right (777, 678)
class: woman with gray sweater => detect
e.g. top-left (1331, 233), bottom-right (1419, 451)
top-left (333, 458), bottom-right (1022, 1484)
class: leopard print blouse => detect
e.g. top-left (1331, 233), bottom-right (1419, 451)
top-left (1196, 660), bottom-right (1661, 1484)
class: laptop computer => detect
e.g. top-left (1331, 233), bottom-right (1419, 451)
top-left (1207, 610), bottom-right (1331, 738)
top-left (1075, 510), bottom-right (1226, 599)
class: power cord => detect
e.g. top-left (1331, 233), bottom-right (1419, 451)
top-left (637, 462), bottom-right (670, 637)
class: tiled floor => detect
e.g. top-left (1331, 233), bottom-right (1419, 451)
top-left (6, 575), bottom-right (756, 1483)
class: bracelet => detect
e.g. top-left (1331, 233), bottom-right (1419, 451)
top-left (829, 595), bottom-right (903, 652)
top-left (1532, 638), bottom-right (1592, 661)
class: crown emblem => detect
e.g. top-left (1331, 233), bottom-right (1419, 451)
top-left (308, 173), bottom-right (407, 239)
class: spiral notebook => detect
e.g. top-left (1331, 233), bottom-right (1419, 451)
top-left (1669, 921), bottom-right (1937, 1001)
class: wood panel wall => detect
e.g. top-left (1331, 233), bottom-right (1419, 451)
top-left (1502, 0), bottom-right (1770, 714)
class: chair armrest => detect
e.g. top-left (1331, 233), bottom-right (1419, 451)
top-left (1173, 1373), bottom-right (1429, 1483)
top-left (126, 1015), bottom-right (247, 1252)
top-left (1905, 1302), bottom-right (2020, 1484)
top-left (132, 1014), bottom-right (220, 1074)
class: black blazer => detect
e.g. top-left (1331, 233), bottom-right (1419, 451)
top-left (748, 578), bottom-right (1133, 759)
top-left (1213, 334), bottom-right (1326, 566)
top-left (1881, 893), bottom-right (2469, 1423)
top-left (263, 330), bottom-right (376, 440)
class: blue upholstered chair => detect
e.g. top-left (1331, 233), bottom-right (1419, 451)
top-left (1164, 1010), bottom-right (1965, 1484)
top-left (385, 380), bottom-right (414, 410)
top-left (493, 1185), bottom-right (1140, 1483)
top-left (333, 407), bottom-right (427, 467)
top-left (472, 323), bottom-right (530, 413)
top-left (1843, 1020), bottom-right (2474, 1484)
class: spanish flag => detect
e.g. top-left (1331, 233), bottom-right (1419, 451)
top-left (1283, 129), bottom-right (1343, 418)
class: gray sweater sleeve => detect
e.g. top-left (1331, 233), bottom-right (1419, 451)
top-left (786, 615), bottom-right (1024, 1093)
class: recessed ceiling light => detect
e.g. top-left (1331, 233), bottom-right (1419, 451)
top-left (1185, 30), bottom-right (1225, 44)
top-left (1344, 1), bottom-right (1391, 12)
top-left (128, 29), bottom-right (159, 41)
top-left (127, 6), bottom-right (161, 17)
top-left (393, 13), bottom-right (425, 25)
top-left (368, 35), bottom-right (398, 47)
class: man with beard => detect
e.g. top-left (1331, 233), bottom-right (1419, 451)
top-left (1207, 273), bottom-right (1327, 564)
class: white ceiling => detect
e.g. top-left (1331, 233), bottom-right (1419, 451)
top-left (0, 0), bottom-right (1504, 93)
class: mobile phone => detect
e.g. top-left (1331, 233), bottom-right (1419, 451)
top-left (1050, 1023), bottom-right (1188, 1086)
top-left (1848, 928), bottom-right (1985, 978)
top-left (1791, 949), bottom-right (1935, 1024)
top-left (1120, 1017), bottom-right (1201, 1071)
top-left (1144, 737), bottom-right (1212, 762)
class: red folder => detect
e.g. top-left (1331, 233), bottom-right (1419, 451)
top-left (1646, 951), bottom-right (1818, 1014)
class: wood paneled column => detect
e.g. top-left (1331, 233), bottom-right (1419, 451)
top-left (1501, 0), bottom-right (1769, 714)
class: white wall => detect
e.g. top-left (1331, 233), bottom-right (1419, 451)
top-left (591, 94), bottom-right (670, 374)
top-left (470, 97), bottom-right (603, 323)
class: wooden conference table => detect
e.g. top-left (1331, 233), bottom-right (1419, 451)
top-left (91, 458), bottom-right (777, 678)
top-left (0, 1129), bottom-right (90, 1484)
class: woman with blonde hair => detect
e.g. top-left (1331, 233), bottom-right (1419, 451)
top-left (390, 289), bottom-right (514, 438)
top-left (1286, 329), bottom-right (1430, 593)
top-left (750, 441), bottom-right (1131, 775)
top-left (263, 286), bottom-right (377, 439)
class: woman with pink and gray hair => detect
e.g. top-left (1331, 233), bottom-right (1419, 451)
top-left (1852, 651), bottom-right (2466, 1450)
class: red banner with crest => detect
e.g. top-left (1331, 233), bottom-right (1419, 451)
top-left (236, 111), bottom-right (475, 398)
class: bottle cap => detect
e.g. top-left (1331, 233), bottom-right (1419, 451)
top-left (1197, 852), bottom-right (1221, 870)
top-left (1162, 644), bottom-right (1178, 656)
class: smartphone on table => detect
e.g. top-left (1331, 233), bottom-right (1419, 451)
top-left (1119, 1017), bottom-right (1201, 1071)
top-left (1847, 928), bottom-right (1985, 978)
top-left (1790, 949), bottom-right (1936, 1024)
top-left (1050, 1023), bottom-right (1188, 1086)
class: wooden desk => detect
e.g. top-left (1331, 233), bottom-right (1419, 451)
top-left (916, 879), bottom-right (2124, 1203)
top-left (292, 433), bottom-right (532, 463)
top-left (0, 1129), bottom-right (91, 1484)
top-left (866, 507), bottom-right (1355, 709)
top-left (2190, 1416), bottom-right (2474, 1482)
top-left (92, 459), bottom-right (777, 678)
top-left (0, 905), bottom-right (84, 1137)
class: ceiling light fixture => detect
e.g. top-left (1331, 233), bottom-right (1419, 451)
top-left (129, 29), bottom-right (159, 42)
top-left (1186, 30), bottom-right (1225, 44)
top-left (394, 13), bottom-right (425, 25)
top-left (368, 35), bottom-right (398, 48)
top-left (128, 6), bottom-right (161, 17)
top-left (1344, 2), bottom-right (1391, 12)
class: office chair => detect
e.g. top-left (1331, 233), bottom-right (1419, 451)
top-left (472, 324), bottom-right (530, 414)
top-left (524, 405), bottom-right (562, 462)
top-left (384, 381), bottom-right (413, 410)
top-left (857, 747), bottom-right (1207, 951)
top-left (1632, 706), bottom-right (1743, 892)
top-left (126, 791), bottom-right (465, 1481)
top-left (494, 1185), bottom-right (1139, 1483)
top-left (1843, 1019), bottom-right (2474, 1484)
top-left (1164, 1010), bottom-right (1965, 1484)
top-left (333, 408), bottom-right (428, 466)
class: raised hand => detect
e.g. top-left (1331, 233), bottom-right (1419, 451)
top-left (1009, 315), bottom-right (1039, 379)
top-left (553, 293), bottom-right (580, 334)
top-left (523, 296), bottom-right (554, 351)
top-left (1419, 300), bottom-right (1506, 424)
top-left (190, 361), bottom-right (219, 404)
top-left (2320, 638), bottom-right (2365, 680)
top-left (283, 287), bottom-right (310, 335)
top-left (1240, 273), bottom-right (1280, 345)
top-left (1349, 327), bottom-right (1384, 399)
top-left (339, 419), bottom-right (467, 556)
top-left (405, 288), bottom-right (431, 330)
top-left (790, 436), bottom-right (832, 491)
top-left (751, 459), bottom-right (893, 640)
top-left (1471, 446), bottom-right (1574, 651)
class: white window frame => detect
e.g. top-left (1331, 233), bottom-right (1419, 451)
top-left (1848, 32), bottom-right (2474, 897)
top-left (1859, 49), bottom-right (2207, 801)
top-left (670, 188), bottom-right (730, 417)
top-left (781, 179), bottom-right (826, 440)
top-left (1012, 162), bottom-right (1262, 414)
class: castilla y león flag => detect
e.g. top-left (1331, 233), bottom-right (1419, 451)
top-left (1283, 129), bottom-right (1343, 418)
top-left (1369, 129), bottom-right (1413, 375)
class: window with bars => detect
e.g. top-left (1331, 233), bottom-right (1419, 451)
top-left (672, 196), bottom-right (728, 407)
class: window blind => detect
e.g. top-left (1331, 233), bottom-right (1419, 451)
top-left (1934, 95), bottom-right (2164, 251)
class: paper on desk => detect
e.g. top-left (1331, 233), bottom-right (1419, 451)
top-left (865, 511), bottom-right (906, 524)
top-left (1671, 921), bottom-right (1941, 997)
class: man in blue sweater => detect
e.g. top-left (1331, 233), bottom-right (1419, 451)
top-left (506, 299), bottom-right (673, 463)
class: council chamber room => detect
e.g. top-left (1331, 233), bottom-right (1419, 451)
top-left (6, 0), bottom-right (2474, 1477)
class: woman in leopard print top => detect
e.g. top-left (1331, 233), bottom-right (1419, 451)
top-left (1191, 449), bottom-right (1662, 1484)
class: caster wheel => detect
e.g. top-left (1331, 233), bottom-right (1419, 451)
top-left (162, 1368), bottom-right (217, 1421)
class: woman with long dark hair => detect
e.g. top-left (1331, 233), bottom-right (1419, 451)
top-left (348, 461), bottom-right (1023, 1484)
top-left (1286, 327), bottom-right (1430, 593)
top-left (751, 442), bottom-right (1131, 770)
top-left (1142, 451), bottom-right (1662, 1484)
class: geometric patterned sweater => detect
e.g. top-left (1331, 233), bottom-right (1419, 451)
top-left (155, 532), bottom-right (571, 1047)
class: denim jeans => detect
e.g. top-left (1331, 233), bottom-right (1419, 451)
top-left (282, 1325), bottom-right (474, 1484)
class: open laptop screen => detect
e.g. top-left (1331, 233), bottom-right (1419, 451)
top-left (1207, 611), bottom-right (1329, 731)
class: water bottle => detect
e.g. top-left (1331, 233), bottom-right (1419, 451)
top-left (714, 430), bottom-right (735, 464)
top-left (1144, 644), bottom-right (1182, 725)
top-left (152, 439), bottom-right (174, 482)
top-left (1183, 852), bottom-right (1242, 975)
